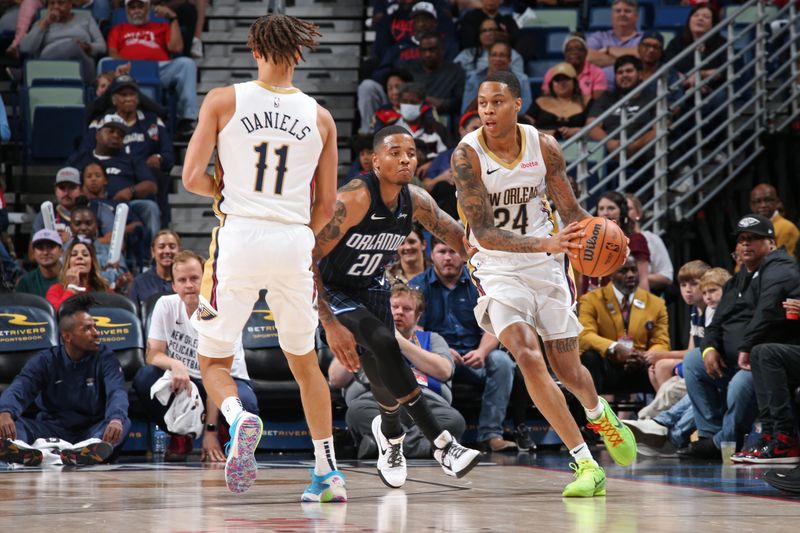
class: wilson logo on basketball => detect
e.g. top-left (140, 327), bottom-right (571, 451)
top-left (582, 223), bottom-right (602, 261)
top-left (605, 242), bottom-right (621, 252)
top-left (521, 161), bottom-right (539, 169)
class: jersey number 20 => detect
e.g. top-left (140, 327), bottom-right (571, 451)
top-left (253, 142), bottom-right (289, 194)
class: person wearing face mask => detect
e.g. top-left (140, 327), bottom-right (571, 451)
top-left (359, 3), bottom-right (459, 133)
top-left (368, 69), bottom-right (413, 141)
top-left (376, 82), bottom-right (450, 164)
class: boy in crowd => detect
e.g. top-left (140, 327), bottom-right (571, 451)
top-left (639, 260), bottom-right (711, 394)
top-left (625, 261), bottom-right (719, 454)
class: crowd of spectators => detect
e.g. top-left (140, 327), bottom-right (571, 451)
top-left (0, 0), bottom-right (799, 479)
top-left (0, 0), bottom-right (203, 282)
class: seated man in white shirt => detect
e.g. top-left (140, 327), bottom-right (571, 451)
top-left (133, 250), bottom-right (257, 461)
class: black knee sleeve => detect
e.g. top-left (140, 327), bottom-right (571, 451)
top-left (337, 309), bottom-right (419, 399)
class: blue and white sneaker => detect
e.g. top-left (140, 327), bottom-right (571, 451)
top-left (224, 411), bottom-right (263, 494)
top-left (301, 469), bottom-right (348, 502)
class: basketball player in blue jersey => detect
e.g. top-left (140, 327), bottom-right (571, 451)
top-left (181, 15), bottom-right (345, 501)
top-left (451, 71), bottom-right (638, 498)
top-left (313, 125), bottom-right (582, 488)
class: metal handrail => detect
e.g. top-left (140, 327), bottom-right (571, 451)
top-left (560, 0), bottom-right (799, 234)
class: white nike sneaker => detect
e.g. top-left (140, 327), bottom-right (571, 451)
top-left (433, 430), bottom-right (480, 478)
top-left (371, 415), bottom-right (407, 488)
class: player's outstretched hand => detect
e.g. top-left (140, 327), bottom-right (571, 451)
top-left (544, 221), bottom-right (584, 258)
top-left (326, 320), bottom-right (361, 372)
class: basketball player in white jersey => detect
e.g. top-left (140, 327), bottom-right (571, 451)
top-left (182, 15), bottom-right (345, 501)
top-left (451, 71), bottom-right (637, 498)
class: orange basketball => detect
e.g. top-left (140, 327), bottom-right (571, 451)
top-left (569, 216), bottom-right (628, 278)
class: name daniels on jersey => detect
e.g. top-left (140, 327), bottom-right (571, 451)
top-left (346, 232), bottom-right (406, 252)
top-left (239, 111), bottom-right (311, 141)
top-left (488, 186), bottom-right (541, 207)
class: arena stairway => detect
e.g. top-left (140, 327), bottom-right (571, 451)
top-left (169, 0), bottom-right (366, 253)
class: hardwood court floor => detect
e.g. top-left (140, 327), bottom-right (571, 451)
top-left (1, 451), bottom-right (799, 532)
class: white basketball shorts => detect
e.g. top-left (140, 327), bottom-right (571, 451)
top-left (192, 215), bottom-right (317, 356)
top-left (469, 251), bottom-right (582, 341)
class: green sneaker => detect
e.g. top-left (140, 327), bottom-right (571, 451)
top-left (587, 398), bottom-right (637, 466)
top-left (562, 459), bottom-right (606, 497)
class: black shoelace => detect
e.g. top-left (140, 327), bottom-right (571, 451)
top-left (445, 442), bottom-right (467, 459)
top-left (388, 442), bottom-right (403, 468)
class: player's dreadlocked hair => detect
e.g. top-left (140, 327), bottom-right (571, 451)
top-left (247, 15), bottom-right (321, 68)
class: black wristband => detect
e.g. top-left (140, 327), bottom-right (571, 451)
top-left (206, 423), bottom-right (217, 432)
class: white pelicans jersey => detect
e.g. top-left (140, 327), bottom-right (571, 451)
top-left (459, 124), bottom-right (556, 264)
top-left (459, 124), bottom-right (580, 341)
top-left (214, 81), bottom-right (322, 224)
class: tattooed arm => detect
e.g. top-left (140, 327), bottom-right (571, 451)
top-left (540, 133), bottom-right (591, 225)
top-left (409, 185), bottom-right (467, 258)
top-left (311, 179), bottom-right (371, 370)
top-left (451, 144), bottom-right (584, 256)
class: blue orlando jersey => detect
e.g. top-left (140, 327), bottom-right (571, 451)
top-left (319, 172), bottom-right (413, 290)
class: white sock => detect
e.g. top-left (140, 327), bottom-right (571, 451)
top-left (313, 437), bottom-right (338, 476)
top-left (569, 443), bottom-right (595, 463)
top-left (585, 397), bottom-right (605, 421)
top-left (220, 396), bottom-right (244, 426)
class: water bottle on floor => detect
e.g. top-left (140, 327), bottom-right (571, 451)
top-left (152, 425), bottom-right (167, 462)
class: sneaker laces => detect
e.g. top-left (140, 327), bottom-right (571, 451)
top-left (387, 441), bottom-right (404, 468)
top-left (587, 418), bottom-right (624, 447)
top-left (444, 441), bottom-right (468, 460)
top-left (568, 460), bottom-right (596, 478)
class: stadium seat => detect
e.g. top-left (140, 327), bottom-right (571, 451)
top-left (0, 294), bottom-right (58, 394)
top-left (544, 28), bottom-right (572, 58)
top-left (26, 86), bottom-right (84, 124)
top-left (24, 86), bottom-right (85, 160)
top-left (139, 292), bottom-right (169, 338)
top-left (653, 6), bottom-right (691, 30)
top-left (522, 8), bottom-right (579, 31)
top-left (526, 59), bottom-right (560, 79)
top-left (241, 290), bottom-right (298, 411)
top-left (517, 27), bottom-right (572, 62)
top-left (657, 29), bottom-right (677, 47)
top-left (24, 59), bottom-right (83, 88)
top-left (97, 58), bottom-right (162, 102)
top-left (89, 293), bottom-right (146, 416)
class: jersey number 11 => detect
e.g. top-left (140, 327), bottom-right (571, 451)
top-left (253, 142), bottom-right (289, 195)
